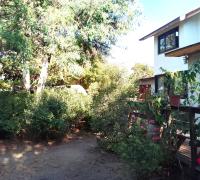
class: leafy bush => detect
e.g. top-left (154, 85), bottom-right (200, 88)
top-left (95, 117), bottom-right (167, 177)
top-left (27, 89), bottom-right (91, 139)
top-left (26, 93), bottom-right (69, 139)
top-left (116, 125), bottom-right (165, 177)
top-left (90, 70), bottom-right (134, 136)
top-left (89, 65), bottom-right (168, 177)
top-left (0, 89), bottom-right (91, 139)
top-left (0, 91), bottom-right (34, 138)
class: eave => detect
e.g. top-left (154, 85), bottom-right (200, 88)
top-left (165, 42), bottom-right (200, 57)
top-left (139, 76), bottom-right (155, 82)
top-left (139, 74), bottom-right (165, 82)
top-left (139, 17), bottom-right (180, 41)
top-left (139, 7), bottom-right (200, 41)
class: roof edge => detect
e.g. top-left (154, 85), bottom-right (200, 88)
top-left (139, 7), bottom-right (200, 41)
top-left (165, 42), bottom-right (200, 57)
top-left (139, 17), bottom-right (180, 41)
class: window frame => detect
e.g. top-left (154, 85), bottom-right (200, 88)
top-left (158, 27), bottom-right (179, 54)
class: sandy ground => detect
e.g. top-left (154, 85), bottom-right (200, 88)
top-left (0, 134), bottom-right (135, 180)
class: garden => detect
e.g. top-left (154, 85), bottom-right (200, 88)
top-left (1, 0), bottom-right (200, 179)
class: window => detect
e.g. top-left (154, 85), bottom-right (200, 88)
top-left (158, 27), bottom-right (179, 54)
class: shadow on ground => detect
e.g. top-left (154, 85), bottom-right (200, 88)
top-left (0, 134), bottom-right (135, 180)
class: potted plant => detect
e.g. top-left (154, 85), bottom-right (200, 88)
top-left (169, 95), bottom-right (181, 107)
top-left (170, 80), bottom-right (181, 106)
top-left (141, 94), bottom-right (168, 142)
top-left (165, 71), bottom-right (184, 107)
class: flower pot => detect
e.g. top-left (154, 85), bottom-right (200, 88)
top-left (169, 95), bottom-right (181, 107)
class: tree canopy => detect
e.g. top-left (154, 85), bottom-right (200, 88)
top-left (0, 0), bottom-right (141, 92)
top-left (130, 63), bottom-right (154, 81)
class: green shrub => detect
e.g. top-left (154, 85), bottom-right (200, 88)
top-left (0, 91), bottom-right (34, 138)
top-left (89, 64), bottom-right (136, 133)
top-left (117, 125), bottom-right (165, 177)
top-left (26, 94), bottom-right (69, 139)
top-left (0, 89), bottom-right (91, 139)
top-left (96, 120), bottom-right (166, 178)
top-left (90, 83), bottom-right (134, 135)
top-left (89, 66), bottom-right (167, 177)
top-left (27, 89), bottom-right (91, 139)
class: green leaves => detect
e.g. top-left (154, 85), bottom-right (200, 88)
top-left (0, 0), bottom-right (140, 90)
top-left (0, 89), bottom-right (92, 139)
top-left (130, 63), bottom-right (154, 82)
top-left (1, 0), bottom-right (36, 62)
top-left (162, 61), bottom-right (200, 105)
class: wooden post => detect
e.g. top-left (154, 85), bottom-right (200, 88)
top-left (165, 107), bottom-right (171, 128)
top-left (189, 108), bottom-right (197, 179)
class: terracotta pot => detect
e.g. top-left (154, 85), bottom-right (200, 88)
top-left (169, 95), bottom-right (181, 107)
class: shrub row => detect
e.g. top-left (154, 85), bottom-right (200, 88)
top-left (0, 89), bottom-right (91, 139)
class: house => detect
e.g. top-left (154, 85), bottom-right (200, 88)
top-left (139, 7), bottom-right (200, 98)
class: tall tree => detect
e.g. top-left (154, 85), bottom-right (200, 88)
top-left (131, 63), bottom-right (154, 81)
top-left (0, 0), bottom-right (141, 93)
top-left (0, 0), bottom-right (37, 90)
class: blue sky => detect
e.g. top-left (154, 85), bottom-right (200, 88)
top-left (107, 0), bottom-right (200, 70)
top-left (141, 0), bottom-right (200, 23)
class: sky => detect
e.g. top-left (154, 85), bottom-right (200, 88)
top-left (107, 0), bottom-right (200, 71)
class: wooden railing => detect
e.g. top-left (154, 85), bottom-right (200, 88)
top-left (170, 105), bottom-right (200, 178)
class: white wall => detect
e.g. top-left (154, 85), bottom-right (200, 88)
top-left (179, 14), bottom-right (200, 47)
top-left (153, 13), bottom-right (200, 75)
top-left (154, 37), bottom-right (187, 75)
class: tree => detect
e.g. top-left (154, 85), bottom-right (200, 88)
top-left (0, 0), bottom-right (37, 90)
top-left (130, 63), bottom-right (154, 81)
top-left (0, 0), bottom-right (141, 93)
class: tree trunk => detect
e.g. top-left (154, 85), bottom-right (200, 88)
top-left (36, 56), bottom-right (50, 94)
top-left (22, 62), bottom-right (31, 91)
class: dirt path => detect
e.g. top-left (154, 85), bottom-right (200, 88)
top-left (0, 134), bottom-right (135, 180)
